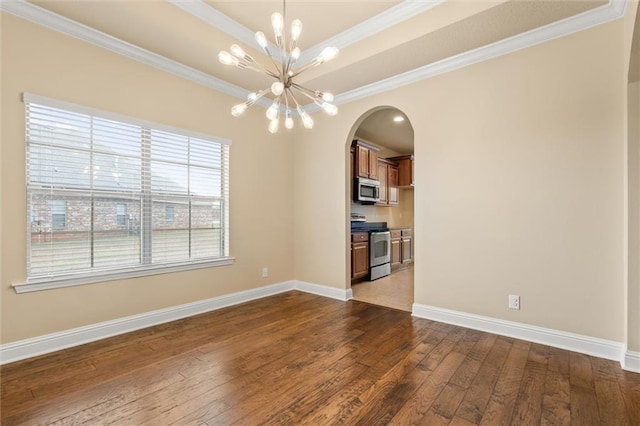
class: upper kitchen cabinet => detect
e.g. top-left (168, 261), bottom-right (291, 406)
top-left (388, 154), bottom-right (414, 187)
top-left (352, 139), bottom-right (380, 180)
top-left (376, 158), bottom-right (399, 207)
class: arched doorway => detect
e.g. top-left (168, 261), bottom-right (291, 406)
top-left (346, 106), bottom-right (415, 311)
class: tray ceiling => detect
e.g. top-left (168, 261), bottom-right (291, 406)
top-left (2, 0), bottom-right (624, 152)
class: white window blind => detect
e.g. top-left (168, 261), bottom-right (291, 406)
top-left (24, 93), bottom-right (231, 287)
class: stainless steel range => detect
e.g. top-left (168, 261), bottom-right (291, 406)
top-left (351, 221), bottom-right (392, 281)
top-left (369, 230), bottom-right (391, 280)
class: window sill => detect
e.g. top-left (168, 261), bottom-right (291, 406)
top-left (12, 257), bottom-right (236, 293)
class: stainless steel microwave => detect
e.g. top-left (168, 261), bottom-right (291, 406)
top-left (354, 177), bottom-right (380, 204)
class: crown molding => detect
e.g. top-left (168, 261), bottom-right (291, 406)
top-left (332, 0), bottom-right (628, 108)
top-left (0, 0), bottom-right (628, 114)
top-left (0, 0), bottom-right (269, 110)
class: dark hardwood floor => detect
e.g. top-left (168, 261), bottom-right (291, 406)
top-left (1, 291), bottom-right (639, 425)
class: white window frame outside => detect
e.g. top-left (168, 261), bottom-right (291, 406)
top-left (51, 199), bottom-right (67, 229)
top-left (15, 93), bottom-right (234, 293)
top-left (116, 203), bottom-right (127, 227)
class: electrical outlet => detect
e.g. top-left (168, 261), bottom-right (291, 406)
top-left (262, 267), bottom-right (269, 278)
top-left (508, 294), bottom-right (520, 310)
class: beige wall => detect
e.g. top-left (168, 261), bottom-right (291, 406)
top-left (1, 14), bottom-right (294, 343)
top-left (294, 21), bottom-right (626, 342)
top-left (1, 11), bottom-right (635, 350)
top-left (629, 81), bottom-right (640, 351)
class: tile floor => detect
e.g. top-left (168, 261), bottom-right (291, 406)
top-left (351, 264), bottom-right (414, 312)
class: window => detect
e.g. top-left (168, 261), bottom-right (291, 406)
top-left (51, 200), bottom-right (67, 229)
top-left (165, 205), bottom-right (174, 223)
top-left (116, 203), bottom-right (127, 226)
top-left (24, 94), bottom-right (231, 288)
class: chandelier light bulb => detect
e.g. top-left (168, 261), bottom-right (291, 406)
top-left (291, 19), bottom-right (303, 41)
top-left (218, 51), bottom-right (234, 65)
top-left (318, 46), bottom-right (339, 63)
top-left (230, 44), bottom-right (248, 60)
top-left (321, 92), bottom-right (334, 102)
top-left (298, 108), bottom-right (314, 129)
top-left (266, 100), bottom-right (280, 120)
top-left (321, 102), bottom-right (338, 116)
top-left (268, 117), bottom-right (280, 134)
top-left (271, 13), bottom-right (284, 37)
top-left (255, 31), bottom-right (268, 48)
top-left (231, 103), bottom-right (248, 117)
top-left (285, 110), bottom-right (294, 129)
top-left (302, 114), bottom-right (314, 129)
top-left (291, 47), bottom-right (301, 61)
top-left (271, 81), bottom-right (285, 96)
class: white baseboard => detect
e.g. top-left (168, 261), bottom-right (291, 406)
top-left (294, 280), bottom-right (353, 301)
top-left (623, 349), bottom-right (640, 373)
top-left (0, 280), bottom-right (350, 365)
top-left (412, 303), bottom-right (635, 371)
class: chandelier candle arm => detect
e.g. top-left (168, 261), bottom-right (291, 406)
top-left (287, 88), bottom-right (314, 129)
top-left (218, 0), bottom-right (337, 133)
top-left (287, 46), bottom-right (340, 80)
top-left (290, 82), bottom-right (334, 102)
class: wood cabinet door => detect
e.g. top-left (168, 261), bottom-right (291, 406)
top-left (388, 165), bottom-right (399, 205)
top-left (397, 157), bottom-right (413, 186)
top-left (356, 146), bottom-right (369, 178)
top-left (368, 150), bottom-right (379, 180)
top-left (401, 236), bottom-right (413, 264)
top-left (352, 242), bottom-right (369, 278)
top-left (377, 162), bottom-right (388, 204)
top-left (391, 238), bottom-right (401, 267)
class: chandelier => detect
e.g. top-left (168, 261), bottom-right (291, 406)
top-left (218, 1), bottom-right (339, 133)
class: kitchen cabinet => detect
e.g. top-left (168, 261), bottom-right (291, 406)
top-left (377, 161), bottom-right (388, 204)
top-left (387, 154), bottom-right (414, 187)
top-left (390, 228), bottom-right (413, 270)
top-left (353, 140), bottom-right (380, 180)
top-left (351, 232), bottom-right (369, 280)
top-left (390, 230), bottom-right (402, 268)
top-left (401, 228), bottom-right (413, 265)
top-left (376, 159), bottom-right (399, 207)
top-left (388, 163), bottom-right (399, 205)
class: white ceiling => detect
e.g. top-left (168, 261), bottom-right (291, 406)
top-left (3, 0), bottom-right (626, 153)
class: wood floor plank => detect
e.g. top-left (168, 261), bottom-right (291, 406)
top-left (540, 346), bottom-right (571, 426)
top-left (2, 291), bottom-right (639, 425)
top-left (2, 353), bottom-right (194, 425)
top-left (620, 372), bottom-right (640, 425)
top-left (478, 340), bottom-right (530, 425)
top-left (593, 374), bottom-right (632, 425)
top-left (349, 340), bottom-right (444, 424)
top-left (449, 332), bottom-right (498, 390)
top-left (570, 351), bottom-right (595, 390)
top-left (387, 350), bottom-right (467, 424)
top-left (569, 384), bottom-right (600, 425)
top-left (454, 337), bottom-right (513, 423)
top-left (509, 343), bottom-right (548, 425)
top-left (419, 383), bottom-right (467, 425)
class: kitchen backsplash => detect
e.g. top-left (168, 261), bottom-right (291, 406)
top-left (351, 190), bottom-right (414, 229)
